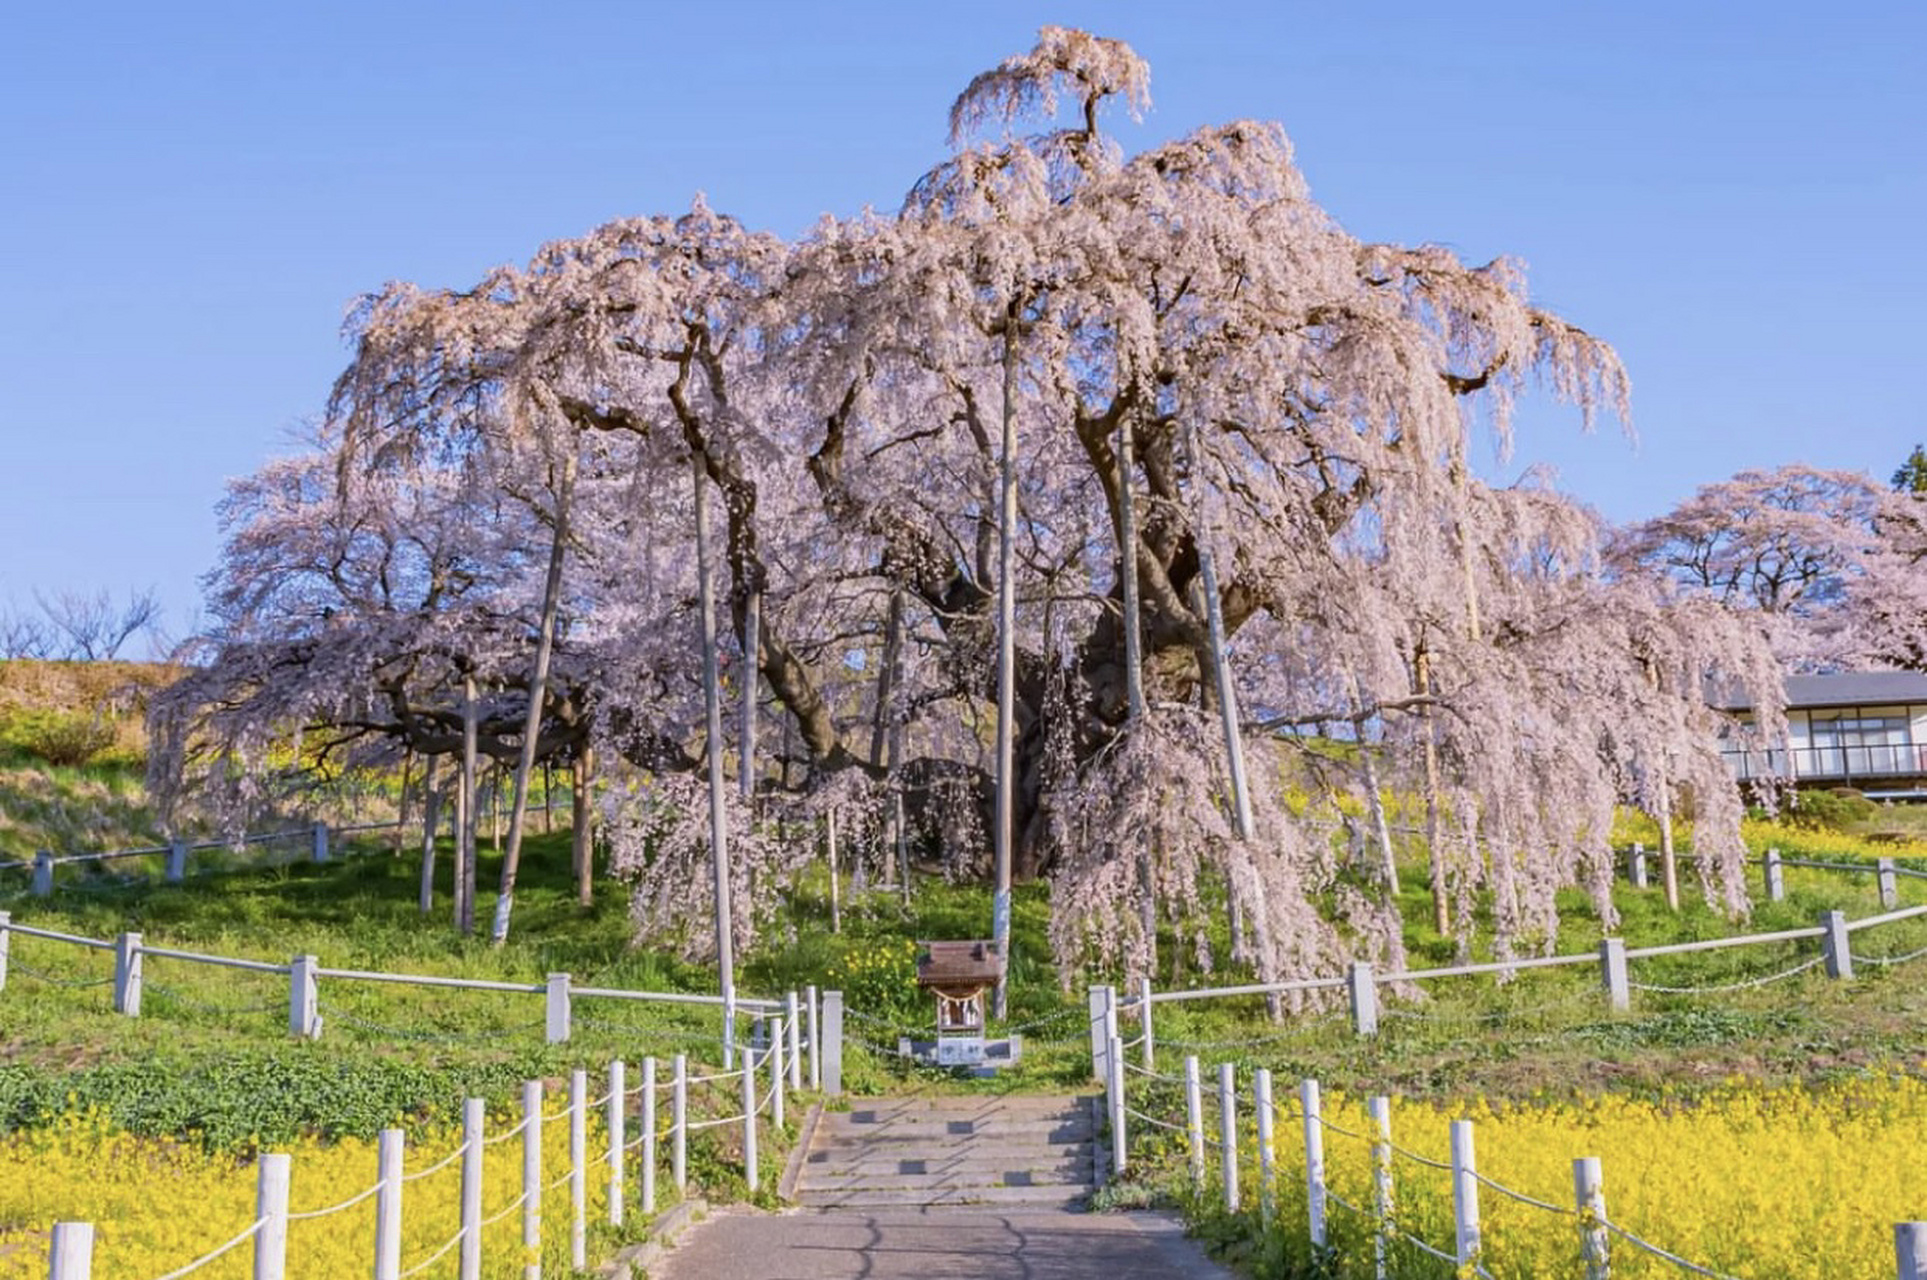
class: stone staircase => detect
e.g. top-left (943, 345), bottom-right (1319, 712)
top-left (793, 1094), bottom-right (1099, 1209)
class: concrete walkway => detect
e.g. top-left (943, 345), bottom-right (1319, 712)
top-left (647, 1206), bottom-right (1234, 1280)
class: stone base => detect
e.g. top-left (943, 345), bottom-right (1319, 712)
top-left (895, 1035), bottom-right (1024, 1075)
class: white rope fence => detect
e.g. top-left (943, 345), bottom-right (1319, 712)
top-left (40, 1034), bottom-right (817, 1280)
top-left (1091, 1052), bottom-right (1927, 1280)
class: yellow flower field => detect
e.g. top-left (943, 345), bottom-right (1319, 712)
top-left (1215, 1071), bottom-right (1927, 1279)
top-left (0, 1100), bottom-right (621, 1279)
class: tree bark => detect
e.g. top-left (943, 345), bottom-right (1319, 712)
top-left (573, 744), bottom-right (596, 907)
top-left (694, 451), bottom-right (738, 1061)
top-left (458, 673), bottom-right (478, 936)
top-left (1416, 647), bottom-right (1450, 934)
top-left (740, 589), bottom-right (760, 803)
top-left (491, 448), bottom-right (576, 945)
top-left (992, 304), bottom-right (1020, 1020)
top-left (1657, 772), bottom-right (1681, 912)
top-left (417, 753), bottom-right (441, 915)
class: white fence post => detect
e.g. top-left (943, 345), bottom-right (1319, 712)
top-left (1107, 1033), bottom-right (1127, 1178)
top-left (806, 985), bottom-right (821, 1089)
top-left (289, 955), bottom-right (320, 1040)
top-left (743, 1045), bottom-right (759, 1193)
top-left (1088, 984), bottom-right (1112, 1083)
top-left (1450, 1119), bottom-right (1481, 1268)
top-left (607, 1060), bottom-right (626, 1228)
top-left (1764, 847), bottom-right (1785, 902)
top-left (253, 1152), bottom-right (291, 1280)
top-left (1348, 962), bottom-right (1377, 1036)
top-left (546, 973), bottom-right (572, 1043)
top-left (1253, 1069), bottom-right (1275, 1224)
top-left (570, 1070), bottom-right (587, 1271)
top-left (32, 851), bottom-right (52, 897)
top-left (311, 822), bottom-right (330, 863)
top-left (1629, 842), bottom-right (1648, 889)
top-left (642, 1056), bottom-right (658, 1214)
top-left (113, 932), bottom-right (142, 1017)
top-left (1183, 1055), bottom-right (1205, 1189)
top-left (522, 1080), bottom-right (542, 1280)
top-left (1370, 1097), bottom-right (1394, 1280)
top-left (770, 1016), bottom-right (787, 1129)
top-left (1898, 1222), bottom-right (1927, 1280)
top-left (786, 992), bottom-right (803, 1091)
top-left (166, 838), bottom-right (188, 883)
top-left (1139, 976), bottom-right (1155, 1071)
top-left (375, 1128), bottom-right (403, 1280)
top-left (1217, 1062), bottom-right (1239, 1212)
top-left (0, 911), bottom-right (9, 995)
top-left (672, 1053), bottom-right (688, 1192)
top-left (1878, 857), bottom-right (1899, 909)
top-left (1301, 1078), bottom-right (1327, 1250)
top-left (460, 1098), bottom-right (483, 1280)
top-left (1600, 937), bottom-right (1629, 1012)
top-left (48, 1223), bottom-right (94, 1280)
top-left (1574, 1155), bottom-right (1608, 1280)
top-left (1822, 909), bottom-right (1855, 979)
top-left (821, 990), bottom-right (843, 1096)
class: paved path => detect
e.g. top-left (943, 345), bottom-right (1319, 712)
top-left (649, 1206), bottom-right (1235, 1280)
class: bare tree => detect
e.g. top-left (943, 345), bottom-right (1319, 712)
top-left (33, 586), bottom-right (162, 661)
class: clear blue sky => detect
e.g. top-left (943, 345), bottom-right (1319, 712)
top-left (3, 1), bottom-right (1921, 648)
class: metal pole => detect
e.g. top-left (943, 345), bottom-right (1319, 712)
top-left (1302, 1078), bottom-right (1327, 1249)
top-left (1184, 1055), bottom-right (1204, 1190)
top-left (642, 1056), bottom-right (658, 1214)
top-left (672, 1053), bottom-right (688, 1192)
top-left (1218, 1062), bottom-right (1239, 1212)
top-left (1254, 1069), bottom-right (1275, 1225)
top-left (1370, 1098), bottom-right (1394, 1280)
top-left (253, 1153), bottom-right (290, 1280)
top-left (570, 1070), bottom-right (587, 1270)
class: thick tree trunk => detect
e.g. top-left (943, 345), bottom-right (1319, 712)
top-left (826, 808), bottom-right (841, 934)
top-left (1657, 774), bottom-right (1681, 911)
top-left (1415, 647), bottom-right (1450, 934)
top-left (417, 753), bottom-right (441, 914)
top-left (491, 452), bottom-right (575, 945)
top-left (992, 307), bottom-right (1020, 1019)
top-left (573, 744), bottom-right (596, 907)
top-left (741, 589), bottom-right (760, 804)
top-left (1358, 737), bottom-right (1401, 894)
top-left (694, 451), bottom-right (738, 1062)
top-left (458, 673), bottom-right (478, 936)
top-left (393, 749), bottom-right (414, 857)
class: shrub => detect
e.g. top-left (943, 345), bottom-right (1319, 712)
top-left (1784, 786), bottom-right (1878, 832)
top-left (14, 710), bottom-right (117, 766)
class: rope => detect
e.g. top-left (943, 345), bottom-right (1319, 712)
top-left (1123, 1106), bottom-right (1188, 1133)
top-left (287, 1177), bottom-right (384, 1220)
top-left (1327, 1188), bottom-right (1368, 1217)
top-left (140, 1218), bottom-right (264, 1280)
top-left (1629, 956), bottom-right (1823, 995)
top-left (1121, 1060), bottom-right (1180, 1081)
top-left (477, 1190), bottom-right (531, 1230)
top-left (683, 1114), bottom-right (744, 1132)
top-left (1007, 1006), bottom-right (1085, 1036)
top-left (402, 1142), bottom-right (468, 1184)
top-left (1386, 1141), bottom-right (1454, 1173)
top-left (1602, 1220), bottom-right (1741, 1279)
top-left (1469, 1168), bottom-right (1575, 1216)
top-left (145, 983), bottom-right (276, 1018)
top-left (546, 1167), bottom-right (574, 1193)
top-left (481, 1116), bottom-right (532, 1147)
top-left (395, 1225), bottom-right (465, 1279)
top-left (1389, 1225), bottom-right (1458, 1266)
top-left (1856, 944), bottom-right (1927, 967)
top-left (1313, 1112), bottom-right (1374, 1144)
top-left (1161, 1012), bottom-right (1348, 1052)
top-left (9, 959), bottom-right (114, 988)
top-left (322, 1005), bottom-right (545, 1044)
top-left (1380, 988), bottom-right (1595, 1026)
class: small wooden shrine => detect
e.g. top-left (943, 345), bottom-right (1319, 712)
top-left (915, 939), bottom-right (1006, 1066)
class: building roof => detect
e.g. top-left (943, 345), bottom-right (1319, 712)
top-left (1720, 670), bottom-right (1927, 712)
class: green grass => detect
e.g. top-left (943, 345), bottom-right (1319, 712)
top-left (4, 817), bottom-right (1926, 1154)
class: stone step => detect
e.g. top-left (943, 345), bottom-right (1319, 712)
top-left (799, 1165), bottom-right (1092, 1192)
top-left (804, 1142), bottom-right (1095, 1176)
top-left (794, 1183), bottom-right (1092, 1210)
top-left (816, 1114), bottom-right (1093, 1141)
